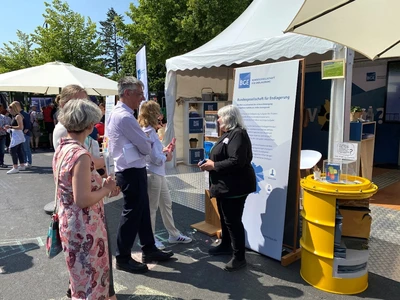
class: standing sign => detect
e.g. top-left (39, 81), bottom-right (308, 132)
top-left (233, 60), bottom-right (300, 260)
top-left (103, 95), bottom-right (116, 175)
top-left (333, 142), bottom-right (358, 160)
top-left (136, 44), bottom-right (149, 100)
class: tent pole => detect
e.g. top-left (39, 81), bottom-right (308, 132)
top-left (328, 45), bottom-right (354, 159)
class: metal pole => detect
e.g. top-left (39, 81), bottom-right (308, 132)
top-left (327, 45), bottom-right (354, 159)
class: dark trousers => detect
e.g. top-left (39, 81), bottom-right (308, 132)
top-left (217, 195), bottom-right (247, 260)
top-left (10, 143), bottom-right (25, 165)
top-left (115, 167), bottom-right (155, 261)
top-left (0, 136), bottom-right (5, 164)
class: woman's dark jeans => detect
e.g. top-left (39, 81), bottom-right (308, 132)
top-left (9, 143), bottom-right (25, 165)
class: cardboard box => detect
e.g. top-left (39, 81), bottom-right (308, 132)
top-left (339, 207), bottom-right (371, 239)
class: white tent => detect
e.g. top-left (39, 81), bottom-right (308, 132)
top-left (164, 0), bottom-right (336, 162)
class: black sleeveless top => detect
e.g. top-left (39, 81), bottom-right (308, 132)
top-left (11, 117), bottom-right (18, 126)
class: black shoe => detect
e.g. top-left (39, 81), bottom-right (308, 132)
top-left (116, 258), bottom-right (149, 274)
top-left (208, 244), bottom-right (233, 256)
top-left (224, 257), bottom-right (247, 272)
top-left (66, 288), bottom-right (71, 298)
top-left (142, 248), bottom-right (174, 263)
top-left (0, 164), bottom-right (7, 168)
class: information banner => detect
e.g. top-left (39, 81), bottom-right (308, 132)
top-left (104, 95), bottom-right (115, 148)
top-left (136, 44), bottom-right (149, 100)
top-left (233, 60), bottom-right (300, 260)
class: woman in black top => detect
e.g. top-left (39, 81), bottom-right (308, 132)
top-left (199, 105), bottom-right (256, 271)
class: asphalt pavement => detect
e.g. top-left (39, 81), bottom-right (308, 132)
top-left (0, 150), bottom-right (399, 300)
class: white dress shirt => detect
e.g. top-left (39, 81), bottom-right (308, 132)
top-left (106, 101), bottom-right (152, 171)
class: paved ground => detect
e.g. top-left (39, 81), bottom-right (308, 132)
top-left (0, 151), bottom-right (399, 300)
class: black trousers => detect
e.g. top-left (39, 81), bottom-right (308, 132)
top-left (216, 195), bottom-right (247, 260)
top-left (10, 143), bottom-right (25, 165)
top-left (115, 167), bottom-right (155, 261)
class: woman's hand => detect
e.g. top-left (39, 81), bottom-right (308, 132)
top-left (103, 176), bottom-right (117, 193)
top-left (109, 186), bottom-right (120, 198)
top-left (199, 159), bottom-right (215, 171)
top-left (165, 150), bottom-right (173, 162)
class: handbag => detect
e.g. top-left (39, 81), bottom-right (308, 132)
top-left (46, 144), bottom-right (75, 258)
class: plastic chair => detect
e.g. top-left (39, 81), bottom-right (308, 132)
top-left (300, 150), bottom-right (322, 171)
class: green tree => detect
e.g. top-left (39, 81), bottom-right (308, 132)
top-left (32, 0), bottom-right (105, 74)
top-left (118, 0), bottom-right (252, 91)
top-left (0, 30), bottom-right (37, 73)
top-left (99, 8), bottom-right (126, 79)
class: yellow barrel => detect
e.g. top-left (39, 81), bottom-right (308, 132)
top-left (300, 174), bottom-right (377, 294)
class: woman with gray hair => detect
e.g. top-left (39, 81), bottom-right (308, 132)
top-left (53, 99), bottom-right (118, 300)
top-left (199, 105), bottom-right (256, 272)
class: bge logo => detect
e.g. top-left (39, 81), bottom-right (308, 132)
top-left (239, 72), bottom-right (251, 89)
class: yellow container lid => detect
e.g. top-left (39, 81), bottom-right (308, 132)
top-left (300, 174), bottom-right (378, 199)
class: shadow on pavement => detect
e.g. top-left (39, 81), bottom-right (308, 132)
top-left (104, 193), bottom-right (400, 300)
top-left (0, 243), bottom-right (39, 274)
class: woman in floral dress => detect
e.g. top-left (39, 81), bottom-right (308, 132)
top-left (53, 99), bottom-right (118, 300)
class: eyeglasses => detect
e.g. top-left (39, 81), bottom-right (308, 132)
top-left (127, 89), bottom-right (144, 97)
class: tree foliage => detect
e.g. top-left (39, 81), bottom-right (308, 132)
top-left (99, 8), bottom-right (126, 79)
top-left (118, 0), bottom-right (252, 91)
top-left (0, 30), bottom-right (37, 73)
top-left (31, 0), bottom-right (105, 74)
top-left (0, 0), bottom-right (252, 90)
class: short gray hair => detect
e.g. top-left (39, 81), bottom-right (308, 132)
top-left (218, 105), bottom-right (246, 131)
top-left (58, 99), bottom-right (102, 133)
top-left (118, 76), bottom-right (144, 97)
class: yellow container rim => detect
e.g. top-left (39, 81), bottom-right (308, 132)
top-left (301, 174), bottom-right (378, 197)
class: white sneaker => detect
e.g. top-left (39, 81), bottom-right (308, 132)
top-left (25, 163), bottom-right (31, 169)
top-left (154, 238), bottom-right (166, 250)
top-left (168, 234), bottom-right (192, 244)
top-left (7, 168), bottom-right (19, 174)
top-left (18, 165), bottom-right (26, 171)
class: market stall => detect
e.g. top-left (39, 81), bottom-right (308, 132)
top-left (163, 0), bottom-right (335, 163)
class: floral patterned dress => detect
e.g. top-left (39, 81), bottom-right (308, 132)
top-left (53, 138), bottom-right (109, 300)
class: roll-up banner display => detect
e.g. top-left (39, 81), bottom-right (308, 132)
top-left (233, 60), bottom-right (301, 260)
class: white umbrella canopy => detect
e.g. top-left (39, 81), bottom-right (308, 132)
top-left (285, 0), bottom-right (400, 60)
top-left (0, 61), bottom-right (117, 95)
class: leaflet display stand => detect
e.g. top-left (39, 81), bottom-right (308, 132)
top-left (191, 190), bottom-right (221, 238)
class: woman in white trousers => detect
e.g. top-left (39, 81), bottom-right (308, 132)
top-left (139, 100), bottom-right (192, 249)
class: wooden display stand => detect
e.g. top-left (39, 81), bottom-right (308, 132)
top-left (191, 190), bottom-right (221, 238)
top-left (349, 121), bottom-right (376, 180)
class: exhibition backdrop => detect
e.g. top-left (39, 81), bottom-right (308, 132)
top-left (302, 64), bottom-right (400, 165)
top-left (233, 60), bottom-right (300, 260)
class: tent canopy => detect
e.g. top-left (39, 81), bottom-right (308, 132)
top-left (166, 0), bottom-right (335, 72)
top-left (164, 0), bottom-right (336, 165)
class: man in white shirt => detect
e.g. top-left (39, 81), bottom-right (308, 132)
top-left (107, 76), bottom-right (173, 274)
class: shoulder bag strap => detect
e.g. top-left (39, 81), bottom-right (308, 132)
top-left (53, 143), bottom-right (78, 214)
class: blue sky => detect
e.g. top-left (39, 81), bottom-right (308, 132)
top-left (0, 0), bottom-right (137, 46)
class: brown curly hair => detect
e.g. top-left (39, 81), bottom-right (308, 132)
top-left (138, 100), bottom-right (161, 130)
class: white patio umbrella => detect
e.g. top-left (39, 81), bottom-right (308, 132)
top-left (0, 61), bottom-right (117, 95)
top-left (285, 0), bottom-right (400, 60)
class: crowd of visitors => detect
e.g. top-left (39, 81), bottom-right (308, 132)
top-left (0, 96), bottom-right (107, 174)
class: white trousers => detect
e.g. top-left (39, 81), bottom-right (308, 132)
top-left (147, 171), bottom-right (180, 238)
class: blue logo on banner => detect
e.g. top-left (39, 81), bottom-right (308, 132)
top-left (137, 69), bottom-right (145, 81)
top-left (366, 72), bottom-right (376, 82)
top-left (239, 73), bottom-right (251, 88)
